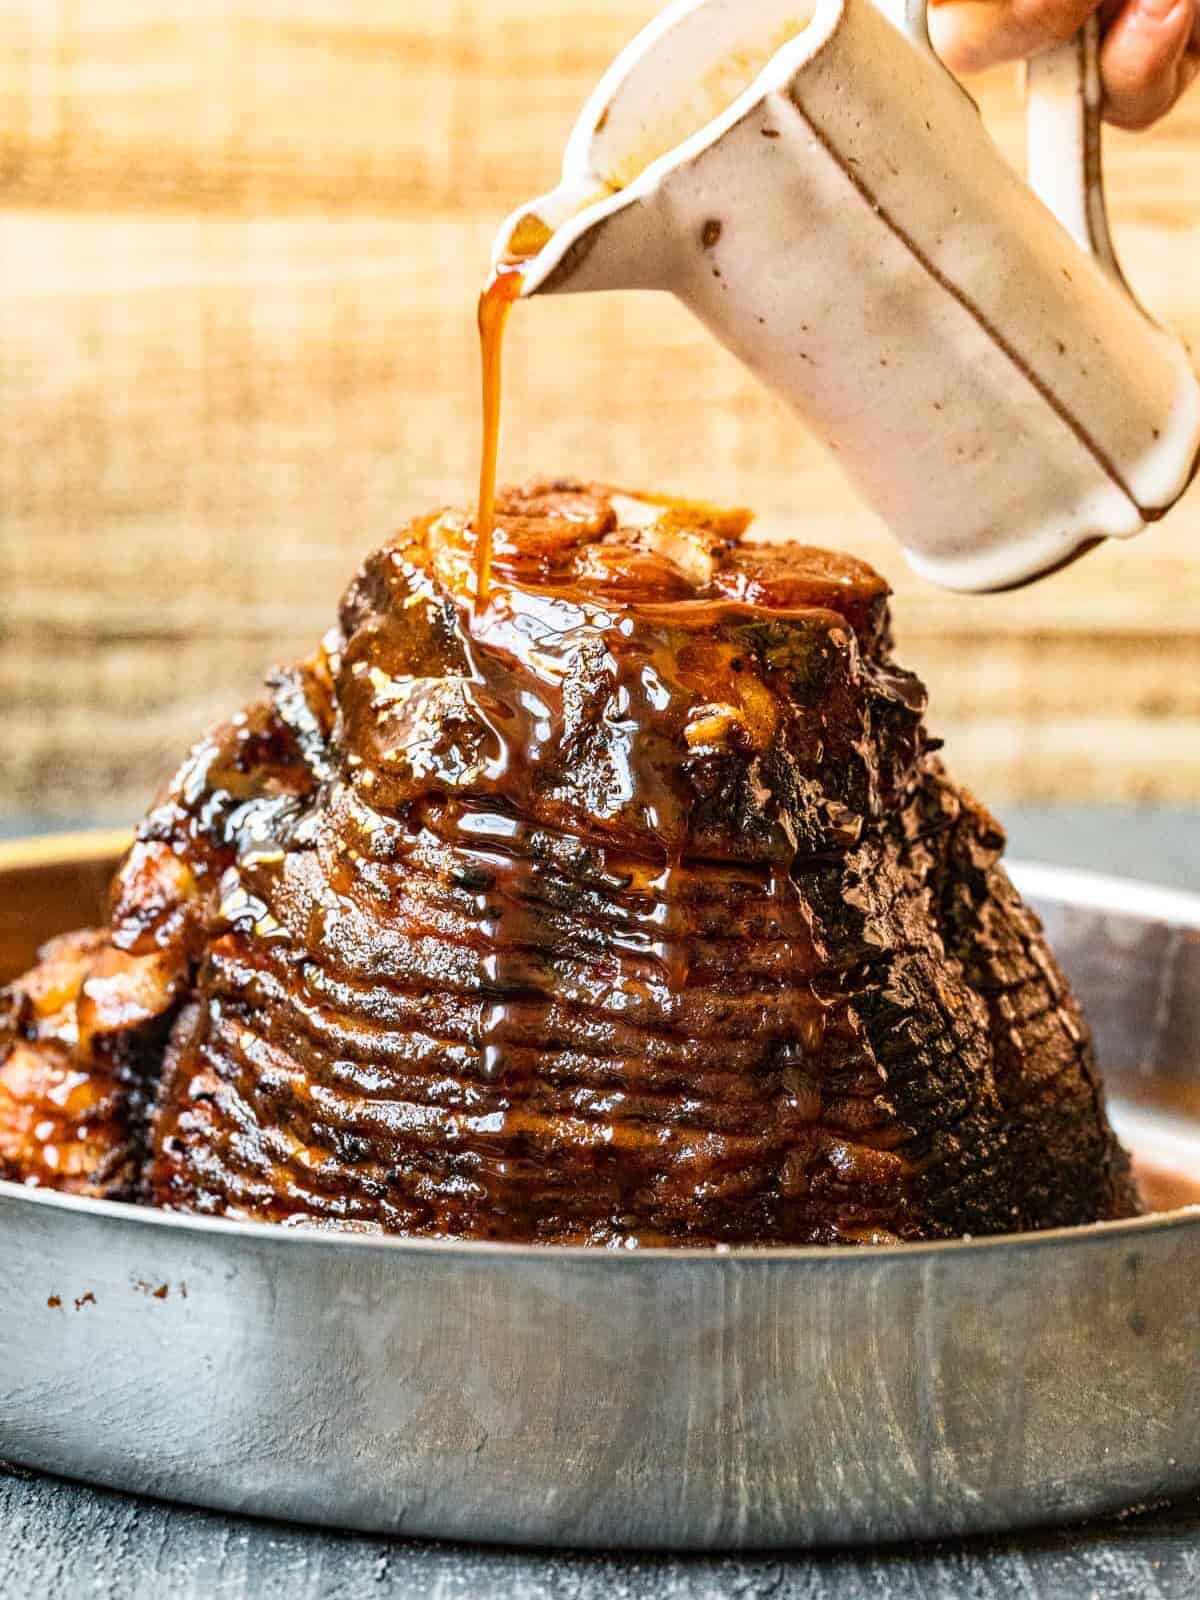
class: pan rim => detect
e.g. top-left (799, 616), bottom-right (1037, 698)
top-left (2, 1167), bottom-right (1199, 1262)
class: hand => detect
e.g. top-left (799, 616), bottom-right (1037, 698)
top-left (929, 0), bottom-right (1200, 128)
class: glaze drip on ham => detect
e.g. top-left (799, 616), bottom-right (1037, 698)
top-left (0, 481), bottom-right (1138, 1242)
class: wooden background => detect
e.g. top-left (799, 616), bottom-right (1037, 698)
top-left (0, 0), bottom-right (1197, 823)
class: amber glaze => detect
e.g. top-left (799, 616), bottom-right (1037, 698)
top-left (474, 265), bottom-right (524, 607)
top-left (1134, 1162), bottom-right (1200, 1213)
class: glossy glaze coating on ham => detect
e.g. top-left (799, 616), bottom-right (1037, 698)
top-left (0, 482), bottom-right (1138, 1241)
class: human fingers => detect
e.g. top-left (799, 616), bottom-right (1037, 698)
top-left (929, 0), bottom-right (1101, 75)
top-left (1099, 0), bottom-right (1198, 126)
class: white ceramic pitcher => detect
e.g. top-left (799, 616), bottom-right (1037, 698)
top-left (493, 0), bottom-right (1200, 592)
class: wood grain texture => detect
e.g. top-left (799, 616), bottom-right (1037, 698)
top-left (3, 1464), bottom-right (1200, 1600)
top-left (0, 2), bottom-right (1197, 820)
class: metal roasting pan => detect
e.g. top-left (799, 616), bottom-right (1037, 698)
top-left (2, 831), bottom-right (1199, 1551)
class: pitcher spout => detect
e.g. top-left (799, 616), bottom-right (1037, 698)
top-left (491, 0), bottom-right (824, 298)
top-left (493, 180), bottom-right (667, 298)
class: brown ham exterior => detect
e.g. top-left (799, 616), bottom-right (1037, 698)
top-left (0, 481), bottom-right (1138, 1241)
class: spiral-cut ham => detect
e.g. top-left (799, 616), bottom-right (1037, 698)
top-left (0, 481), bottom-right (1138, 1240)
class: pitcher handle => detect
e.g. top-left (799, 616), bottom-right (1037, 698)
top-left (1024, 19), bottom-right (1129, 287)
top-left (896, 3), bottom-right (1128, 289)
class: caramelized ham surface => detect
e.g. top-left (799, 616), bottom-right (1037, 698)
top-left (0, 482), bottom-right (1138, 1240)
